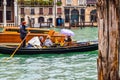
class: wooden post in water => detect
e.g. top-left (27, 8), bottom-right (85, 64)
top-left (97, 0), bottom-right (120, 80)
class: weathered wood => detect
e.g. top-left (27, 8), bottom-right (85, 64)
top-left (97, 0), bottom-right (120, 80)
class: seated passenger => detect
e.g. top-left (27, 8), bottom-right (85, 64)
top-left (64, 36), bottom-right (72, 46)
top-left (43, 35), bottom-right (53, 47)
top-left (27, 36), bottom-right (42, 48)
top-left (39, 36), bottom-right (44, 47)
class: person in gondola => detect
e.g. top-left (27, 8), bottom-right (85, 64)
top-left (27, 36), bottom-right (43, 48)
top-left (64, 35), bottom-right (72, 46)
top-left (39, 36), bottom-right (44, 47)
top-left (43, 35), bottom-right (53, 47)
top-left (20, 21), bottom-right (28, 47)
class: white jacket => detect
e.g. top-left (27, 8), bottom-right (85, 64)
top-left (28, 36), bottom-right (42, 48)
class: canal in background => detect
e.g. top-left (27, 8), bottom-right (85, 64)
top-left (0, 27), bottom-right (98, 80)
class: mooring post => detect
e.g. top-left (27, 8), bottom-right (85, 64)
top-left (97, 0), bottom-right (120, 80)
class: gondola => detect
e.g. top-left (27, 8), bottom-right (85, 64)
top-left (0, 41), bottom-right (98, 54)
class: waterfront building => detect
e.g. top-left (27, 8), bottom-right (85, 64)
top-left (17, 0), bottom-right (54, 27)
top-left (0, 0), bottom-right (17, 27)
top-left (60, 0), bottom-right (97, 27)
top-left (0, 0), bottom-right (97, 27)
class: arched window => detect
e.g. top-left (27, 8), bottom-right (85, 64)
top-left (80, 9), bottom-right (85, 22)
top-left (64, 8), bottom-right (69, 22)
top-left (38, 17), bottom-right (44, 23)
top-left (71, 9), bottom-right (79, 25)
top-left (90, 9), bottom-right (97, 22)
top-left (48, 18), bottom-right (52, 23)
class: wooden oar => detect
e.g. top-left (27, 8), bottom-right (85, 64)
top-left (6, 33), bottom-right (30, 60)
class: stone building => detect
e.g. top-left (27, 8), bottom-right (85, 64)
top-left (17, 0), bottom-right (55, 27)
top-left (58, 0), bottom-right (97, 27)
top-left (0, 0), bottom-right (97, 27)
top-left (0, 0), bottom-right (17, 27)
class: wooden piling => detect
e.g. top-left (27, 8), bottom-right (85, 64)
top-left (97, 0), bottom-right (120, 80)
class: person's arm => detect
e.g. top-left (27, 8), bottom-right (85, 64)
top-left (21, 29), bottom-right (27, 34)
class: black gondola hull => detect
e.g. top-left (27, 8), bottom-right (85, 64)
top-left (0, 44), bottom-right (98, 54)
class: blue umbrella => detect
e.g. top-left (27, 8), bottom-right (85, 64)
top-left (60, 29), bottom-right (75, 36)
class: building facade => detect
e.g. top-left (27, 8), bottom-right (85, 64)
top-left (0, 0), bottom-right (97, 27)
top-left (59, 0), bottom-right (97, 27)
top-left (0, 0), bottom-right (17, 27)
top-left (17, 0), bottom-right (55, 27)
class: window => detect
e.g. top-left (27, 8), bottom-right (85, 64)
top-left (0, 11), bottom-right (2, 22)
top-left (7, 0), bottom-right (12, 7)
top-left (64, 9), bottom-right (69, 22)
top-left (90, 10), bottom-right (97, 22)
top-left (38, 17), bottom-right (44, 23)
top-left (31, 9), bottom-right (35, 15)
top-left (6, 11), bottom-right (11, 20)
top-left (39, 8), bottom-right (43, 15)
top-left (57, 8), bottom-right (62, 14)
top-left (21, 8), bottom-right (24, 14)
top-left (79, 0), bottom-right (86, 5)
top-left (21, 18), bottom-right (25, 23)
top-left (0, 0), bottom-right (2, 7)
top-left (66, 0), bottom-right (72, 5)
top-left (80, 9), bottom-right (85, 22)
top-left (48, 18), bottom-right (52, 23)
top-left (49, 8), bottom-right (53, 15)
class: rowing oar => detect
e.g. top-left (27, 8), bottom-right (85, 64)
top-left (5, 32), bottom-right (30, 60)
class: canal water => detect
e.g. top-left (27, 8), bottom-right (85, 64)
top-left (0, 27), bottom-right (98, 80)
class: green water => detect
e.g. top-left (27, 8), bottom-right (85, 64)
top-left (0, 27), bottom-right (98, 80)
top-left (51, 27), bottom-right (98, 41)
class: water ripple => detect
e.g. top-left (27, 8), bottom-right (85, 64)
top-left (0, 51), bottom-right (98, 80)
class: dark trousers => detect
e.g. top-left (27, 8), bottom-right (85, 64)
top-left (21, 37), bottom-right (26, 47)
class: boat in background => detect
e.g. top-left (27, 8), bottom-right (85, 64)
top-left (0, 27), bottom-right (66, 43)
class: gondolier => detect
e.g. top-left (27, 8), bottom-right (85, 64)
top-left (20, 21), bottom-right (28, 47)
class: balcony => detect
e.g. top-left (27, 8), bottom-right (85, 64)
top-left (17, 0), bottom-right (54, 7)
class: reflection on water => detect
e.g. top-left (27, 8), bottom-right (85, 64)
top-left (0, 27), bottom-right (98, 80)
